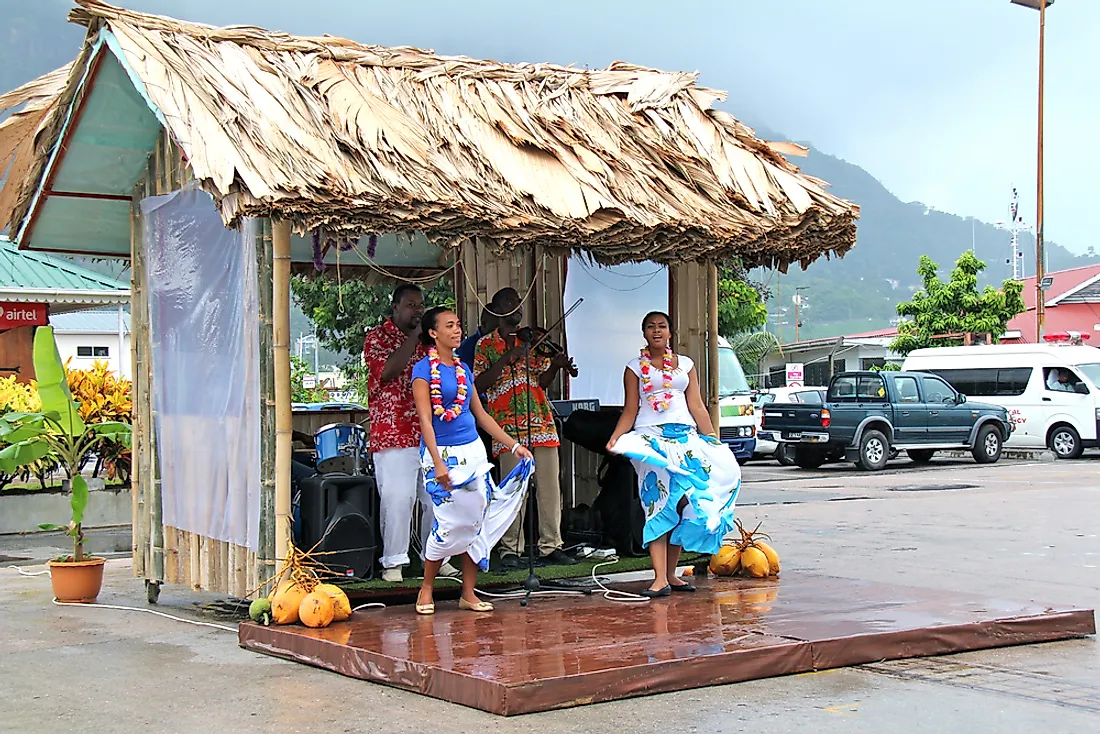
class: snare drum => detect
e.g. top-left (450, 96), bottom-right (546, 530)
top-left (314, 423), bottom-right (368, 475)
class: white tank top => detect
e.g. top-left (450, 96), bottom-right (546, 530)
top-left (626, 353), bottom-right (696, 429)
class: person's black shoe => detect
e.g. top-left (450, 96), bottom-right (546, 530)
top-left (540, 549), bottom-right (578, 566)
top-left (640, 585), bottom-right (671, 598)
top-left (670, 582), bottom-right (697, 592)
top-left (499, 553), bottom-right (522, 571)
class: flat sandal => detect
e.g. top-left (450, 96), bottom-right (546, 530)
top-left (458, 598), bottom-right (494, 612)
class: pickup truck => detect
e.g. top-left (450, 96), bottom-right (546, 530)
top-left (759, 371), bottom-right (1013, 471)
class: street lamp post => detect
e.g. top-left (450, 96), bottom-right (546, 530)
top-left (1010, 0), bottom-right (1052, 342)
top-left (793, 286), bottom-right (809, 343)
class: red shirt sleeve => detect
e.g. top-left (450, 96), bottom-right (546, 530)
top-left (363, 330), bottom-right (384, 393)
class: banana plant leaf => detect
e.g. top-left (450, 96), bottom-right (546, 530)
top-left (0, 439), bottom-right (53, 474)
top-left (0, 415), bottom-right (49, 444)
top-left (90, 421), bottom-right (133, 448)
top-left (33, 326), bottom-right (85, 437)
top-left (70, 475), bottom-right (88, 525)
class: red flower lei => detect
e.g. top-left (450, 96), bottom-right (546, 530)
top-left (639, 348), bottom-right (674, 412)
top-left (429, 347), bottom-right (468, 421)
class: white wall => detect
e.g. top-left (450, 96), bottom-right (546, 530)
top-left (761, 341), bottom-right (898, 386)
top-left (54, 332), bottom-right (133, 380)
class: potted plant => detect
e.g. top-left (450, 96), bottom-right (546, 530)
top-left (0, 326), bottom-right (132, 602)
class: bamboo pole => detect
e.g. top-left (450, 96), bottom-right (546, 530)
top-left (149, 133), bottom-right (166, 585)
top-left (272, 219), bottom-right (293, 567)
top-left (129, 196), bottom-right (146, 579)
top-left (707, 261), bottom-right (720, 432)
top-left (256, 219), bottom-right (276, 592)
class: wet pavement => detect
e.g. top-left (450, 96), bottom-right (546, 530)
top-left (1, 457), bottom-right (1097, 732)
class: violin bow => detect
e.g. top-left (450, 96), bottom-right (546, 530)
top-left (528, 298), bottom-right (583, 352)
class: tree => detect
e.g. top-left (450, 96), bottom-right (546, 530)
top-left (290, 273), bottom-right (454, 365)
top-left (717, 262), bottom-right (768, 337)
top-left (889, 250), bottom-right (1025, 357)
top-left (725, 331), bottom-right (779, 387)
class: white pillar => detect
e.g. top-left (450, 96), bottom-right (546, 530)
top-left (117, 303), bottom-right (126, 378)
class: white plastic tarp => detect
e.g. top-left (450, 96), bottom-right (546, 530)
top-left (563, 261), bottom-right (668, 407)
top-left (140, 185), bottom-right (261, 549)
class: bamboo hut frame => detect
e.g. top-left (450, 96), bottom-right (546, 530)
top-left (0, 1), bottom-right (860, 597)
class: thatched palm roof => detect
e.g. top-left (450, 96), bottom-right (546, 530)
top-left (4, 0), bottom-right (858, 268)
top-left (0, 64), bottom-right (71, 235)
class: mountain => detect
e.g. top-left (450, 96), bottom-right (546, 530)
top-left (747, 123), bottom-right (1099, 341)
top-left (3, 1), bottom-right (1097, 348)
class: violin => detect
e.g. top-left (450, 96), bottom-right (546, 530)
top-left (516, 325), bottom-right (564, 357)
top-left (515, 326), bottom-right (579, 377)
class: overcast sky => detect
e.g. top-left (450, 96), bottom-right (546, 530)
top-left (74, 1), bottom-right (1100, 254)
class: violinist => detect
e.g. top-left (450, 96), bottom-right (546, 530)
top-left (473, 287), bottom-right (579, 569)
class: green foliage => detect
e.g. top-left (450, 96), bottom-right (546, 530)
top-left (717, 263), bottom-right (768, 337)
top-left (290, 355), bottom-right (328, 403)
top-left (339, 363), bottom-right (370, 405)
top-left (889, 251), bottom-right (1026, 357)
top-left (0, 327), bottom-right (132, 561)
top-left (726, 331), bottom-right (779, 380)
top-left (290, 273), bottom-right (454, 365)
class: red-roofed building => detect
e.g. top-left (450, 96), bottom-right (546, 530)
top-left (1002, 264), bottom-right (1100, 344)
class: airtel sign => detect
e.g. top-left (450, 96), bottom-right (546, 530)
top-left (0, 302), bottom-right (48, 328)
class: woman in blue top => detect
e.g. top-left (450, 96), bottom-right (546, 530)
top-left (411, 307), bottom-right (534, 615)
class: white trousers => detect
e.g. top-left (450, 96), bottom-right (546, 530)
top-left (373, 446), bottom-right (433, 569)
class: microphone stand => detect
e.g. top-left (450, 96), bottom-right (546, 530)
top-left (503, 327), bottom-right (589, 608)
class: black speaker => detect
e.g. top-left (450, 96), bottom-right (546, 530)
top-left (298, 474), bottom-right (380, 581)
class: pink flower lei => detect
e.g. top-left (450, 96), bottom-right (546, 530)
top-left (639, 348), bottom-right (674, 412)
top-left (428, 348), bottom-right (468, 421)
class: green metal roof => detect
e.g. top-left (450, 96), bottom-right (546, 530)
top-left (0, 236), bottom-right (128, 291)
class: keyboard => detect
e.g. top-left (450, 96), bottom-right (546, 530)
top-left (550, 398), bottom-right (601, 419)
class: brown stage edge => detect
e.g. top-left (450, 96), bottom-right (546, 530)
top-left (238, 572), bottom-right (1096, 716)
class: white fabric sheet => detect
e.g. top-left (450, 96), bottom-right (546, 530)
top-left (140, 185), bottom-right (260, 549)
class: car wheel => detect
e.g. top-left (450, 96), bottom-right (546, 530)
top-left (908, 449), bottom-right (936, 464)
top-left (776, 444), bottom-right (796, 467)
top-left (856, 430), bottom-right (890, 472)
top-left (972, 424), bottom-right (1003, 464)
top-left (794, 446), bottom-right (826, 470)
top-left (1048, 424), bottom-right (1083, 460)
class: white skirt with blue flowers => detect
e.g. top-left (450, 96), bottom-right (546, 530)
top-left (610, 423), bottom-right (741, 554)
top-left (419, 439), bottom-right (532, 571)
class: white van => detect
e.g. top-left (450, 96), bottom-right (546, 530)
top-left (902, 344), bottom-right (1100, 458)
top-left (716, 336), bottom-right (757, 463)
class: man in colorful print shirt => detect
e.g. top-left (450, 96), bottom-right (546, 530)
top-left (474, 288), bottom-right (578, 569)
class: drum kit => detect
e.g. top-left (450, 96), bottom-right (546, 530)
top-left (312, 422), bottom-right (371, 476)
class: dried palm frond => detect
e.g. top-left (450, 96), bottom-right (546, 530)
top-left (5, 0), bottom-right (859, 270)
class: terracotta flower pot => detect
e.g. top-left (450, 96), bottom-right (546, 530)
top-left (48, 557), bottom-right (106, 603)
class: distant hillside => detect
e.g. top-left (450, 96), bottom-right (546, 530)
top-left (748, 123), bottom-right (1098, 341)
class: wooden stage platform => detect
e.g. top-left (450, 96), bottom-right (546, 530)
top-left (238, 572), bottom-right (1096, 716)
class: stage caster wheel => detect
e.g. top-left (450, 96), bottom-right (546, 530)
top-left (145, 580), bottom-right (161, 605)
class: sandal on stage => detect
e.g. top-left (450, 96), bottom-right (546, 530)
top-left (415, 602), bottom-right (435, 615)
top-left (458, 598), bottom-right (494, 612)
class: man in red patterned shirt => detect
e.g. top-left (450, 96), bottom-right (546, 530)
top-left (363, 284), bottom-right (456, 582)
